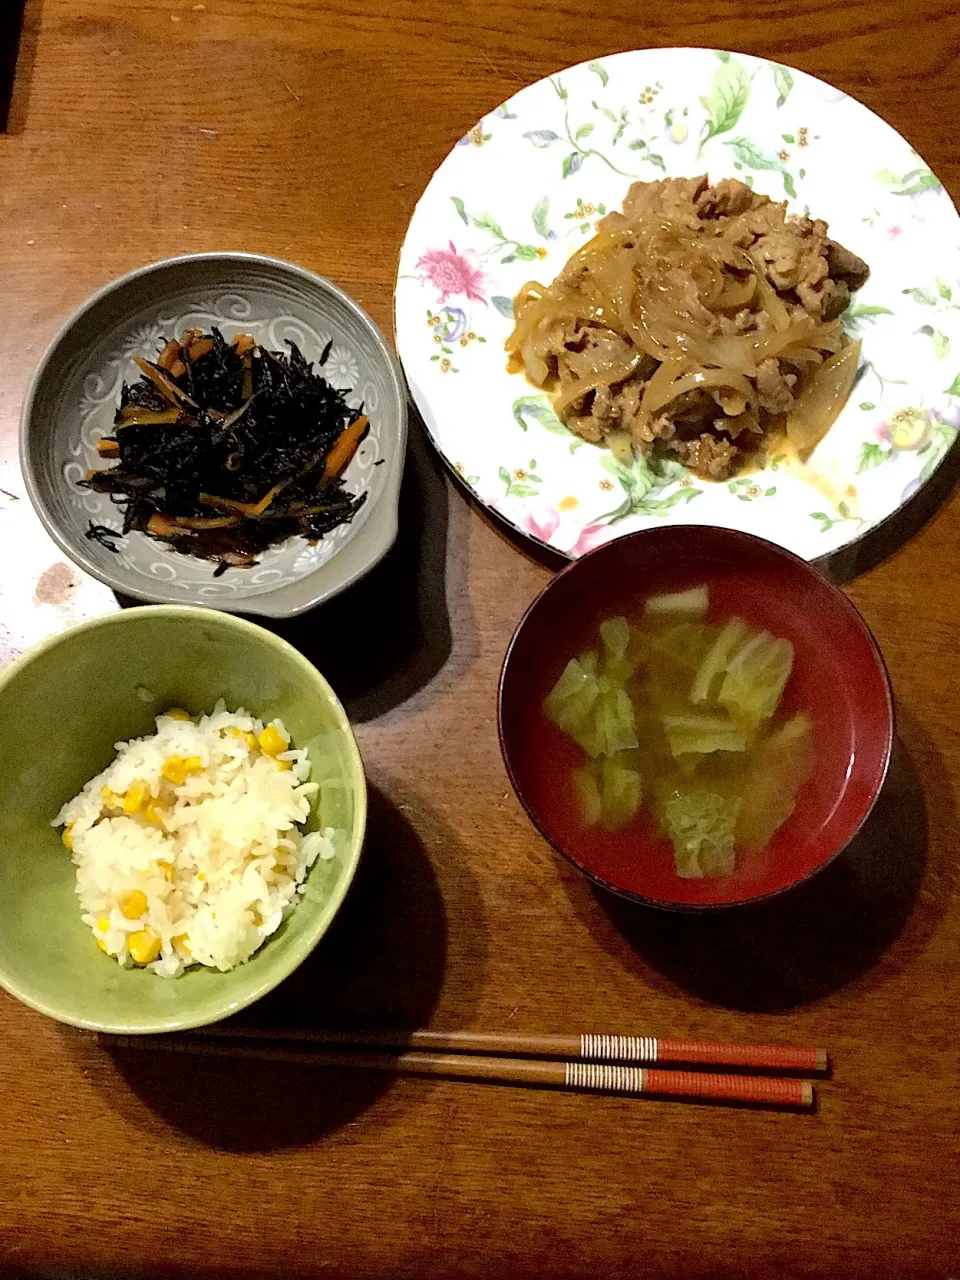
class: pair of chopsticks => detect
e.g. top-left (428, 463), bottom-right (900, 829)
top-left (103, 1026), bottom-right (827, 1108)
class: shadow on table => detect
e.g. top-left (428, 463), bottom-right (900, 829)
top-left (430, 455), bottom-right (569, 576)
top-left (815, 428), bottom-right (960, 585)
top-left (116, 414), bottom-right (455, 724)
top-left (95, 782), bottom-right (483, 1151)
top-left (258, 417), bottom-right (453, 722)
top-left (574, 732), bottom-right (945, 1012)
top-left (0, 0), bottom-right (37, 134)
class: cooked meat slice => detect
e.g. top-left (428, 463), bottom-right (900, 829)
top-left (696, 178), bottom-right (756, 218)
top-left (567, 413), bottom-right (608, 444)
top-left (713, 412), bottom-right (761, 439)
top-left (563, 329), bottom-right (635, 379)
top-left (631, 409), bottom-right (677, 449)
top-left (756, 358), bottom-right (797, 414)
top-left (821, 280), bottom-right (851, 321)
top-left (674, 434), bottom-right (740, 479)
top-left (710, 386), bottom-right (749, 417)
top-left (826, 240), bottom-right (870, 290)
top-left (620, 175), bottom-right (708, 227)
top-left (591, 384), bottom-right (616, 423)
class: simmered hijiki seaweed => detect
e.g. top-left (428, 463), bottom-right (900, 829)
top-left (82, 328), bottom-right (371, 574)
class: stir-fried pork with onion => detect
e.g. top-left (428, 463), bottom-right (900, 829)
top-left (505, 176), bottom-right (869, 479)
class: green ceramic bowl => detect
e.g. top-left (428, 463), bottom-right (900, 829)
top-left (0, 606), bottom-right (366, 1033)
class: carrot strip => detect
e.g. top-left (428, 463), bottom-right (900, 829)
top-left (171, 515), bottom-right (241, 530)
top-left (156, 339), bottom-right (183, 372)
top-left (133, 356), bottom-right (197, 408)
top-left (147, 513), bottom-right (189, 537)
top-left (321, 415), bottom-right (369, 483)
top-left (198, 482), bottom-right (286, 518)
top-left (116, 407), bottom-right (182, 428)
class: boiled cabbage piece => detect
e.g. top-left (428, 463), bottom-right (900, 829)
top-left (643, 585), bottom-right (709, 620)
top-left (736, 713), bottom-right (814, 853)
top-left (544, 644), bottom-right (638, 759)
top-left (658, 786), bottom-right (742, 879)
top-left (690, 618), bottom-right (751, 706)
top-left (718, 631), bottom-right (794, 730)
top-left (574, 758), bottom-right (643, 830)
top-left (690, 617), bottom-right (794, 731)
top-left (661, 713), bottom-right (749, 758)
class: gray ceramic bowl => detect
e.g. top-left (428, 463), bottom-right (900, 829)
top-left (20, 253), bottom-right (408, 617)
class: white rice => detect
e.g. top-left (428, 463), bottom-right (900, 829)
top-left (53, 700), bottom-right (337, 977)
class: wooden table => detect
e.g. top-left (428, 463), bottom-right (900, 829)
top-left (1, 3), bottom-right (959, 1276)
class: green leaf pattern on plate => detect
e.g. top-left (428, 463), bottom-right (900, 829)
top-left (771, 64), bottom-right (794, 108)
top-left (876, 165), bottom-right (941, 196)
top-left (597, 454), bottom-right (702, 522)
top-left (724, 138), bottom-right (796, 198)
top-left (532, 196), bottom-right (553, 239)
top-left (697, 55), bottom-right (750, 156)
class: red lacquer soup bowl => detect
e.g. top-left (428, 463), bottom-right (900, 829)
top-left (498, 526), bottom-right (894, 910)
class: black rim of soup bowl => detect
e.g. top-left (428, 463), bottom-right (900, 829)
top-left (496, 525), bottom-right (895, 913)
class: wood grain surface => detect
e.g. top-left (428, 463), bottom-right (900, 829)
top-left (1, 3), bottom-right (959, 1277)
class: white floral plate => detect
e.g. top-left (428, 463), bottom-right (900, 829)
top-left (395, 48), bottom-right (960, 560)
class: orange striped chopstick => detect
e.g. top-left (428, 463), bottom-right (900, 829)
top-left (104, 1035), bottom-right (814, 1107)
top-left (192, 1025), bottom-right (828, 1074)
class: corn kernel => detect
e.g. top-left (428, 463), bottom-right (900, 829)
top-left (123, 780), bottom-right (149, 815)
top-left (183, 756), bottom-right (204, 776)
top-left (96, 936), bottom-right (108, 953)
top-left (144, 802), bottom-right (166, 828)
top-left (162, 756), bottom-right (187, 784)
top-left (120, 889), bottom-right (148, 920)
top-left (172, 933), bottom-right (191, 954)
top-left (196, 872), bottom-right (206, 882)
top-left (97, 917), bottom-right (110, 932)
top-left (258, 724), bottom-right (287, 757)
top-left (101, 786), bottom-right (121, 810)
top-left (157, 859), bottom-right (174, 883)
top-left (244, 731), bottom-right (257, 750)
top-left (164, 707), bottom-right (192, 721)
top-left (128, 929), bottom-right (161, 965)
top-left (276, 758), bottom-right (293, 771)
top-left (61, 823), bottom-right (74, 850)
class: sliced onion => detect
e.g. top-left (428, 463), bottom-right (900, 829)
top-left (779, 346), bottom-right (824, 366)
top-left (643, 365), bottom-right (758, 419)
top-left (747, 252), bottom-right (791, 332)
top-left (748, 316), bottom-right (817, 363)
top-left (606, 429), bottom-right (634, 463)
top-left (638, 354), bottom-right (688, 417)
top-left (713, 274), bottom-right (756, 310)
top-left (684, 333), bottom-right (758, 376)
top-left (786, 340), bottom-right (861, 452)
top-left (521, 342), bottom-right (550, 386)
top-left (553, 351), bottom-right (645, 412)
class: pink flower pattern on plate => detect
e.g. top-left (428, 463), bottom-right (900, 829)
top-left (568, 523), bottom-right (610, 557)
top-left (416, 242), bottom-right (488, 305)
top-left (520, 509), bottom-right (560, 543)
